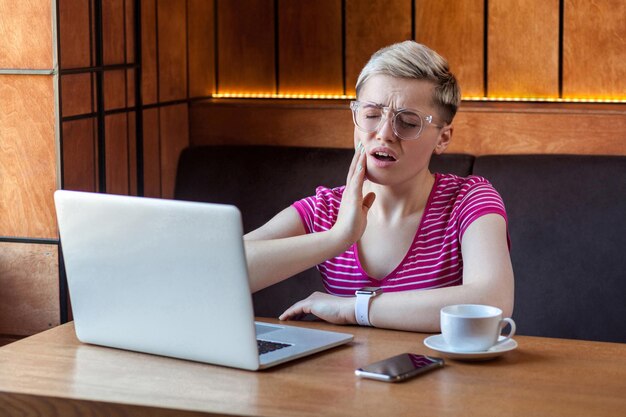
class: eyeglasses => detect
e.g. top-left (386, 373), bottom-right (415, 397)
top-left (350, 100), bottom-right (444, 140)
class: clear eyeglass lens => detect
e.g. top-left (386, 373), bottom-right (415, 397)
top-left (355, 105), bottom-right (423, 140)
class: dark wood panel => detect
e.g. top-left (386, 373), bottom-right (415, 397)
top-left (104, 69), bottom-right (127, 111)
top-left (125, 0), bottom-right (135, 63)
top-left (159, 104), bottom-right (189, 199)
top-left (142, 108), bottom-right (161, 197)
top-left (0, 75), bottom-right (57, 238)
top-left (189, 100), bottom-right (352, 148)
top-left (415, 0), bottom-right (484, 98)
top-left (61, 73), bottom-right (93, 117)
top-left (157, 0), bottom-right (187, 102)
top-left (0, 0), bottom-right (53, 69)
top-left (0, 243), bottom-right (60, 336)
top-left (563, 0), bottom-right (626, 99)
top-left (105, 113), bottom-right (130, 195)
top-left (62, 118), bottom-right (97, 192)
top-left (345, 0), bottom-right (412, 96)
top-left (141, 0), bottom-right (158, 105)
top-left (102, 0), bottom-right (126, 65)
top-left (127, 111), bottom-right (137, 196)
top-left (58, 0), bottom-right (92, 69)
top-left (189, 100), bottom-right (626, 156)
top-left (217, 0), bottom-right (274, 94)
top-left (188, 0), bottom-right (216, 97)
top-left (278, 0), bottom-right (343, 95)
top-left (488, 0), bottom-right (559, 98)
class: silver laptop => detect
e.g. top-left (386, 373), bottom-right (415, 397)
top-left (54, 190), bottom-right (353, 370)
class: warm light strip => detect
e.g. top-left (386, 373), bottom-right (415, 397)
top-left (212, 93), bottom-right (626, 104)
top-left (212, 92), bottom-right (353, 100)
top-left (463, 96), bottom-right (626, 104)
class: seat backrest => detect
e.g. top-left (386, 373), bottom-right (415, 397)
top-left (175, 145), bottom-right (474, 318)
top-left (473, 155), bottom-right (626, 343)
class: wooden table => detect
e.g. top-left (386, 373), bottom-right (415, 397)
top-left (1, 319), bottom-right (625, 417)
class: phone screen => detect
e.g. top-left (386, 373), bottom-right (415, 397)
top-left (355, 353), bottom-right (444, 382)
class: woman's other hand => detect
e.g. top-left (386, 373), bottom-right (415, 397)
top-left (279, 292), bottom-right (356, 325)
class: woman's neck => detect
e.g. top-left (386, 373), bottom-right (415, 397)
top-left (364, 171), bottom-right (436, 222)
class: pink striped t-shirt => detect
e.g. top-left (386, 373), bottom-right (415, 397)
top-left (292, 174), bottom-right (508, 296)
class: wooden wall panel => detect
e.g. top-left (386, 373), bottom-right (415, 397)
top-left (188, 0), bottom-right (216, 97)
top-left (0, 75), bottom-right (57, 238)
top-left (61, 73), bottom-right (93, 117)
top-left (415, 0), bottom-right (484, 98)
top-left (189, 100), bottom-right (353, 148)
top-left (125, 0), bottom-right (136, 64)
top-left (127, 112), bottom-right (138, 196)
top-left (189, 100), bottom-right (626, 156)
top-left (104, 69), bottom-right (127, 111)
top-left (217, 0), bottom-right (274, 94)
top-left (563, 0), bottom-right (626, 99)
top-left (278, 0), bottom-right (343, 95)
top-left (62, 118), bottom-right (97, 192)
top-left (0, 0), bottom-right (53, 68)
top-left (142, 108), bottom-right (161, 197)
top-left (105, 114), bottom-right (130, 195)
top-left (488, 0), bottom-right (559, 98)
top-left (157, 0), bottom-right (187, 102)
top-left (0, 243), bottom-right (60, 336)
top-left (345, 0), bottom-right (412, 96)
top-left (141, 0), bottom-right (158, 104)
top-left (58, 0), bottom-right (92, 69)
top-left (159, 104), bottom-right (189, 199)
top-left (102, 0), bottom-right (126, 65)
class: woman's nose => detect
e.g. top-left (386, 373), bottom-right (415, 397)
top-left (376, 113), bottom-right (398, 142)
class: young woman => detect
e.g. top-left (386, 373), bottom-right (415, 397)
top-left (244, 41), bottom-right (514, 333)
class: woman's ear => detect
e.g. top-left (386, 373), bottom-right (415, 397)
top-left (433, 125), bottom-right (453, 155)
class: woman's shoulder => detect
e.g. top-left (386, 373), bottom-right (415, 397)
top-left (312, 185), bottom-right (346, 202)
top-left (435, 173), bottom-right (493, 188)
top-left (433, 173), bottom-right (502, 205)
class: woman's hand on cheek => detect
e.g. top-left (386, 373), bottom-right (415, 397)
top-left (331, 145), bottom-right (376, 248)
top-left (279, 292), bottom-right (356, 325)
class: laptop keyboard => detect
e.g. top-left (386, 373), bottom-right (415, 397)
top-left (257, 339), bottom-right (292, 355)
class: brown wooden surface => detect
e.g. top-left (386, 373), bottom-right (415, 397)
top-left (488, 0), bottom-right (559, 98)
top-left (0, 243), bottom-right (60, 336)
top-left (58, 0), bottom-right (92, 69)
top-left (159, 104), bottom-right (190, 199)
top-left (188, 0), bottom-right (216, 98)
top-left (0, 75), bottom-right (58, 238)
top-left (563, 0), bottom-right (626, 99)
top-left (278, 0), bottom-right (343, 95)
top-left (102, 0), bottom-right (126, 65)
top-left (0, 320), bottom-right (625, 416)
top-left (62, 118), bottom-right (97, 192)
top-left (415, 0), bottom-right (485, 98)
top-left (104, 69), bottom-right (127, 111)
top-left (157, 0), bottom-right (188, 102)
top-left (0, 0), bottom-right (53, 69)
top-left (217, 0), bottom-right (275, 94)
top-left (141, 0), bottom-right (158, 105)
top-left (105, 114), bottom-right (130, 195)
top-left (142, 108), bottom-right (162, 197)
top-left (61, 73), bottom-right (93, 117)
top-left (189, 99), bottom-right (626, 155)
top-left (345, 0), bottom-right (412, 96)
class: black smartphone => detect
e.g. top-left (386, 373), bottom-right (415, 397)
top-left (355, 353), bottom-right (444, 382)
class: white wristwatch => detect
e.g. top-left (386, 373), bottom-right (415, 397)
top-left (355, 287), bottom-right (383, 326)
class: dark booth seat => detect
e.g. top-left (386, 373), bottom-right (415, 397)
top-left (175, 146), bottom-right (626, 343)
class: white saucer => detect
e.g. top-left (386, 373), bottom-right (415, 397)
top-left (423, 334), bottom-right (518, 361)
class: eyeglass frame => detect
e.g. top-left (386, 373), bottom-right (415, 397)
top-left (350, 100), bottom-right (446, 140)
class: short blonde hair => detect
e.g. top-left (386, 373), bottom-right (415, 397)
top-left (355, 41), bottom-right (461, 123)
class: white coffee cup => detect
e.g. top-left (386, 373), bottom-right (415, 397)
top-left (440, 304), bottom-right (516, 352)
